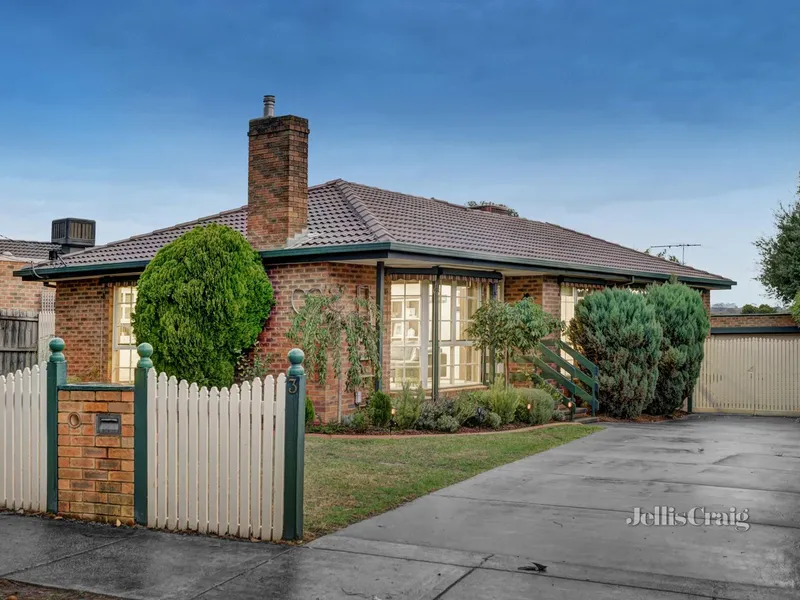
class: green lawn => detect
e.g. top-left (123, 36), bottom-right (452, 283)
top-left (303, 424), bottom-right (602, 539)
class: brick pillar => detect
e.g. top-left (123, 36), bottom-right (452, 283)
top-left (247, 96), bottom-right (310, 251)
top-left (57, 385), bottom-right (135, 524)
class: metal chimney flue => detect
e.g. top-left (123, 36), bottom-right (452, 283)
top-left (263, 95), bottom-right (275, 117)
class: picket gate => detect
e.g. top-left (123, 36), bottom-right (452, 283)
top-left (146, 370), bottom-right (287, 540)
top-left (0, 362), bottom-right (48, 512)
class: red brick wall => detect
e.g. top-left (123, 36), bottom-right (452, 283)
top-left (57, 386), bottom-right (135, 524)
top-left (247, 115), bottom-right (310, 250)
top-left (503, 275), bottom-right (561, 319)
top-left (55, 279), bottom-right (113, 381)
top-left (257, 261), bottom-right (385, 422)
top-left (711, 313), bottom-right (797, 329)
top-left (0, 259), bottom-right (47, 311)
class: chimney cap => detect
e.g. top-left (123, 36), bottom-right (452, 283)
top-left (263, 95), bottom-right (275, 117)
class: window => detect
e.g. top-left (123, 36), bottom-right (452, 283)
top-left (390, 278), bottom-right (488, 390)
top-left (112, 286), bottom-right (138, 383)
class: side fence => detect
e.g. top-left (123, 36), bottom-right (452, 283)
top-left (0, 339), bottom-right (307, 541)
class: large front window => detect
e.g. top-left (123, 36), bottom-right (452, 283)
top-left (390, 279), bottom-right (488, 391)
top-left (112, 286), bottom-right (138, 383)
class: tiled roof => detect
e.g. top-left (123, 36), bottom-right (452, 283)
top-left (0, 239), bottom-right (61, 261)
top-left (28, 179), bottom-right (730, 283)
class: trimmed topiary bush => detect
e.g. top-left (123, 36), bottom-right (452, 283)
top-left (516, 388), bottom-right (555, 425)
top-left (367, 391), bottom-right (393, 427)
top-left (132, 224), bottom-right (273, 388)
top-left (644, 282), bottom-right (710, 415)
top-left (567, 288), bottom-right (662, 419)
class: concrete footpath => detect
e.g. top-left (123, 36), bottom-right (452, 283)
top-left (1, 415), bottom-right (798, 599)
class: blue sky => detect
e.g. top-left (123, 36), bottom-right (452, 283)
top-left (1, 0), bottom-right (798, 304)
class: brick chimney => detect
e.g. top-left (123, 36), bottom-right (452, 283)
top-left (247, 95), bottom-right (310, 250)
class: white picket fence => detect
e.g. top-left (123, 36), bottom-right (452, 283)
top-left (1, 363), bottom-right (48, 512)
top-left (146, 370), bottom-right (287, 540)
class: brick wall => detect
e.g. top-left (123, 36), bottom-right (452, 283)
top-left (257, 261), bottom-right (385, 422)
top-left (503, 275), bottom-right (561, 318)
top-left (711, 313), bottom-right (797, 329)
top-left (55, 278), bottom-right (113, 381)
top-left (0, 259), bottom-right (47, 311)
top-left (57, 385), bottom-right (135, 524)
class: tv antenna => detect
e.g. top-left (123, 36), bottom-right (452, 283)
top-left (646, 244), bottom-right (701, 265)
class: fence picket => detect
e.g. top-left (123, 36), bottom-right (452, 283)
top-left (208, 387), bottom-right (219, 534)
top-left (13, 371), bottom-right (22, 510)
top-left (249, 378), bottom-right (262, 539)
top-left (218, 387), bottom-right (229, 535)
top-left (187, 382), bottom-right (199, 531)
top-left (38, 363), bottom-right (47, 510)
top-left (167, 376), bottom-right (179, 529)
top-left (0, 375), bottom-right (6, 507)
top-left (238, 381), bottom-right (251, 537)
top-left (21, 369), bottom-right (31, 509)
top-left (178, 379), bottom-right (189, 529)
top-left (147, 369), bottom-right (157, 527)
top-left (260, 375), bottom-right (275, 541)
top-left (156, 372), bottom-right (168, 528)
top-left (228, 385), bottom-right (240, 536)
top-left (29, 366), bottom-right (40, 511)
top-left (197, 386), bottom-right (209, 533)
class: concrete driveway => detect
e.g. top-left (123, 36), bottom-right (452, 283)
top-left (313, 415), bottom-right (800, 599)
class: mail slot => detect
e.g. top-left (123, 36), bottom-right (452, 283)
top-left (95, 413), bottom-right (122, 435)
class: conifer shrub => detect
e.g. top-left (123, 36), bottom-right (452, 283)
top-left (645, 282), bottom-right (710, 415)
top-left (567, 288), bottom-right (662, 418)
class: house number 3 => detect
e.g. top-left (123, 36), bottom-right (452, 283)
top-left (288, 378), bottom-right (298, 394)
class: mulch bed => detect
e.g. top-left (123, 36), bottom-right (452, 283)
top-left (1, 579), bottom-right (120, 600)
top-left (306, 420), bottom-right (582, 439)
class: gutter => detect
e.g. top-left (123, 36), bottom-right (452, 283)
top-left (15, 241), bottom-right (736, 289)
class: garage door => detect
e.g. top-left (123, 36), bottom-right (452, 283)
top-left (693, 335), bottom-right (800, 416)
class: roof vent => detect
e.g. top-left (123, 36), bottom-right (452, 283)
top-left (263, 95), bottom-right (275, 117)
top-left (51, 218), bottom-right (96, 254)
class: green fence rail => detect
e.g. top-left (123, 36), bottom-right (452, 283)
top-left (519, 339), bottom-right (599, 418)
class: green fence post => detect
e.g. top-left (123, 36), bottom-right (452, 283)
top-left (46, 337), bottom-right (67, 513)
top-left (133, 343), bottom-right (153, 526)
top-left (283, 348), bottom-right (306, 540)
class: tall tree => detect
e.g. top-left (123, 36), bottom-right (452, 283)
top-left (755, 175), bottom-right (800, 305)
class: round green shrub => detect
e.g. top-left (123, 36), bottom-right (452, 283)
top-left (368, 391), bottom-right (393, 427)
top-left (392, 382), bottom-right (425, 429)
top-left (132, 224), bottom-right (273, 388)
top-left (567, 288), bottom-right (662, 419)
top-left (516, 388), bottom-right (555, 425)
top-left (348, 410), bottom-right (369, 432)
top-left (486, 411), bottom-right (502, 429)
top-left (435, 414), bottom-right (460, 433)
top-left (644, 282), bottom-right (710, 415)
top-left (305, 397), bottom-right (316, 425)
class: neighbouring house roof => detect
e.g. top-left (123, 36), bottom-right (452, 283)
top-left (16, 179), bottom-right (734, 287)
top-left (0, 239), bottom-right (61, 262)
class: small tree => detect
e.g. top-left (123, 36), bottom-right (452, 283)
top-left (568, 288), bottom-right (662, 418)
top-left (287, 290), bottom-right (381, 393)
top-left (466, 297), bottom-right (560, 386)
top-left (645, 282), bottom-right (710, 415)
top-left (755, 175), bottom-right (800, 305)
top-left (132, 224), bottom-right (274, 387)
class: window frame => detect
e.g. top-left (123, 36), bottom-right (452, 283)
top-left (111, 285), bottom-right (138, 384)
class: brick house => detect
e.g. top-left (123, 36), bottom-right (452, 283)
top-left (0, 239), bottom-right (60, 312)
top-left (16, 97), bottom-right (735, 421)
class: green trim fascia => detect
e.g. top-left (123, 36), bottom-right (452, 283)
top-left (711, 326), bottom-right (800, 335)
top-left (58, 383), bottom-right (135, 392)
top-left (18, 240), bottom-right (735, 289)
top-left (15, 260), bottom-right (150, 281)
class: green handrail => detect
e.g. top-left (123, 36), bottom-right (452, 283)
top-left (534, 339), bottom-right (600, 416)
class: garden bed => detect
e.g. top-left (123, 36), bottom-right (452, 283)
top-left (597, 410), bottom-right (689, 423)
top-left (307, 420), bottom-right (584, 438)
